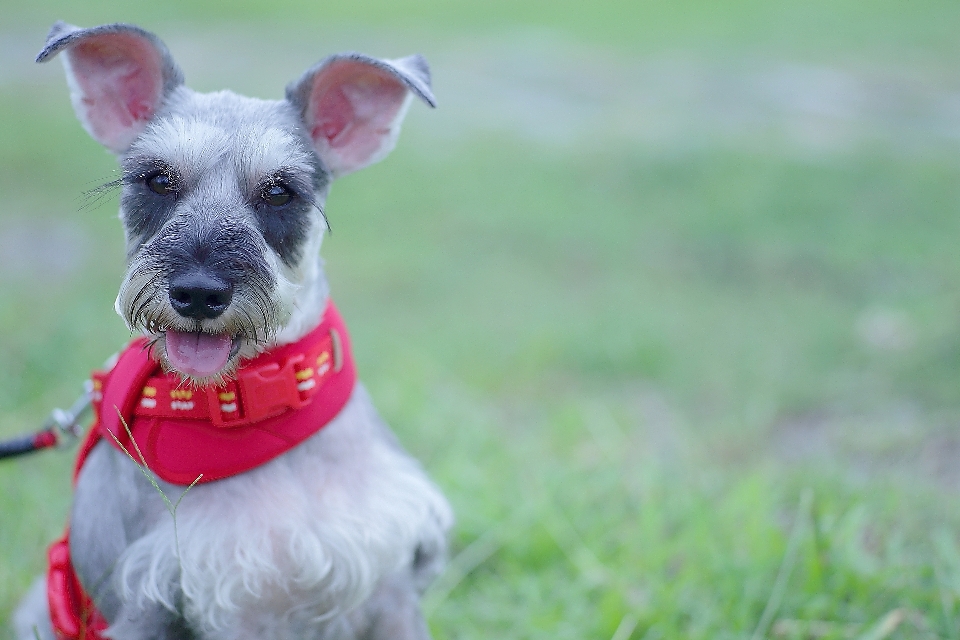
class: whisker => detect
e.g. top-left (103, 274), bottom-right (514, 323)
top-left (127, 274), bottom-right (157, 316)
top-left (238, 307), bottom-right (261, 345)
top-left (79, 175), bottom-right (124, 212)
top-left (142, 335), bottom-right (163, 361)
top-left (309, 199), bottom-right (330, 234)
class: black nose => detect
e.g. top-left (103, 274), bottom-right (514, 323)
top-left (168, 272), bottom-right (233, 320)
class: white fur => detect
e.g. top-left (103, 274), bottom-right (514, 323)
top-left (273, 238), bottom-right (330, 347)
top-left (114, 387), bottom-right (452, 640)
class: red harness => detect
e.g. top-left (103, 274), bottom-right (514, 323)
top-left (46, 301), bottom-right (357, 640)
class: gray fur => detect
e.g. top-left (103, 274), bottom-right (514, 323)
top-left (15, 21), bottom-right (451, 640)
top-left (56, 387), bottom-right (451, 640)
top-left (12, 578), bottom-right (55, 640)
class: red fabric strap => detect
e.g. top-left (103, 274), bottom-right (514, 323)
top-left (90, 301), bottom-right (356, 485)
top-left (47, 535), bottom-right (108, 640)
top-left (49, 301), bottom-right (357, 640)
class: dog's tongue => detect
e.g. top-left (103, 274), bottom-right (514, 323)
top-left (165, 330), bottom-right (232, 378)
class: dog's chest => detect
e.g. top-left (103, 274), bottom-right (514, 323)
top-left (71, 386), bottom-right (452, 637)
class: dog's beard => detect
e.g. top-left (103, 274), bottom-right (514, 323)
top-left (117, 262), bottom-right (287, 385)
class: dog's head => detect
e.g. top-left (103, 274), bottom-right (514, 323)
top-left (37, 22), bottom-right (434, 383)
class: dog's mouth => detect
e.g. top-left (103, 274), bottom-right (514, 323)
top-left (163, 330), bottom-right (242, 380)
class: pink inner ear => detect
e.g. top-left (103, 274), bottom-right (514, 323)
top-left (307, 61), bottom-right (409, 173)
top-left (70, 34), bottom-right (163, 150)
top-left (311, 85), bottom-right (353, 144)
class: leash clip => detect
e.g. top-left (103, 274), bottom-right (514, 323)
top-left (44, 380), bottom-right (94, 448)
top-left (0, 381), bottom-right (94, 460)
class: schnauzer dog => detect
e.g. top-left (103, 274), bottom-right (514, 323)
top-left (13, 21), bottom-right (452, 640)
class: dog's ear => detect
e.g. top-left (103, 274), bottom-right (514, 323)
top-left (36, 21), bottom-right (184, 154)
top-left (286, 53), bottom-right (435, 177)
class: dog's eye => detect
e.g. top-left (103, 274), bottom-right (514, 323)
top-left (146, 172), bottom-right (177, 196)
top-left (262, 183), bottom-right (293, 207)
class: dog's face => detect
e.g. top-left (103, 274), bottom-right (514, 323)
top-left (38, 22), bottom-right (434, 383)
top-left (115, 93), bottom-right (325, 382)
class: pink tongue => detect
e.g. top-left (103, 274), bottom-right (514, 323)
top-left (165, 331), bottom-right (232, 378)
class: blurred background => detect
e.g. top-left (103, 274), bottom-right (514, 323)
top-left (3, 1), bottom-right (960, 638)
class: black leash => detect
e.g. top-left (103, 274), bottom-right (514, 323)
top-left (0, 381), bottom-right (92, 460)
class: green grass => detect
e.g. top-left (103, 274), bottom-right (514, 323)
top-left (4, 1), bottom-right (960, 638)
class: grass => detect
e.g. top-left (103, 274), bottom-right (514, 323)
top-left (3, 1), bottom-right (960, 638)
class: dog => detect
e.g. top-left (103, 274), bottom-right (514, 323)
top-left (13, 21), bottom-right (453, 640)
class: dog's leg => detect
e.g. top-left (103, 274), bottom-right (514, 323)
top-left (106, 604), bottom-right (195, 640)
top-left (346, 572), bottom-right (434, 640)
top-left (71, 442), bottom-right (194, 640)
top-left (12, 576), bottom-right (56, 640)
top-left (70, 442), bottom-right (135, 622)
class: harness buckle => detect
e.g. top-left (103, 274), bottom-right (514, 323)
top-left (209, 354), bottom-right (307, 427)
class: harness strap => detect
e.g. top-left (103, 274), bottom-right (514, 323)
top-left (47, 535), bottom-right (108, 640)
top-left (48, 301), bottom-right (356, 639)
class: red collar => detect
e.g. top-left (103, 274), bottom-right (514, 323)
top-left (81, 301), bottom-right (356, 485)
